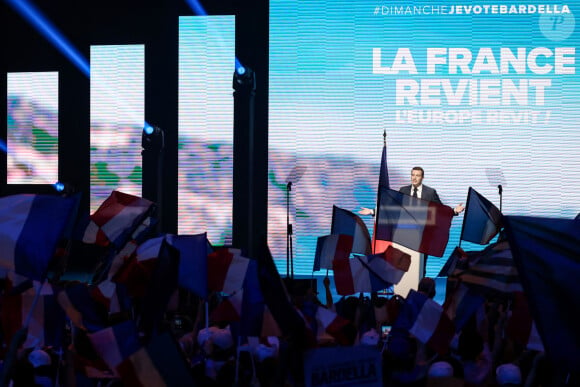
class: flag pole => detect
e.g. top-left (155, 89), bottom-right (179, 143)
top-left (372, 130), bottom-right (387, 254)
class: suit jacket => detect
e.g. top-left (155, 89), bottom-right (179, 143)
top-left (399, 184), bottom-right (442, 205)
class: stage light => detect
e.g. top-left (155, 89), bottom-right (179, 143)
top-left (142, 125), bottom-right (165, 152)
top-left (6, 0), bottom-right (90, 77)
top-left (53, 181), bottom-right (75, 195)
top-left (233, 66), bottom-right (256, 90)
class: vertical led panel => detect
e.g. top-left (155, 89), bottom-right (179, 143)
top-left (178, 16), bottom-right (235, 245)
top-left (269, 1), bottom-right (580, 276)
top-left (7, 72), bottom-right (58, 184)
top-left (90, 45), bottom-right (144, 212)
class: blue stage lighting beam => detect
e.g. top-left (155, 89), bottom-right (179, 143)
top-left (6, 0), bottom-right (90, 77)
top-left (184, 0), bottom-right (243, 71)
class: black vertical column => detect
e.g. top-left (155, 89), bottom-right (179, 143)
top-left (232, 0), bottom-right (269, 258)
top-left (142, 4), bottom-right (179, 234)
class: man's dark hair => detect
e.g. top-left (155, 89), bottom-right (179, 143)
top-left (412, 166), bottom-right (424, 177)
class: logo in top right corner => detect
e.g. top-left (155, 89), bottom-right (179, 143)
top-left (539, 11), bottom-right (575, 41)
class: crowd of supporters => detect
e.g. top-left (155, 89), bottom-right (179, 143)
top-left (1, 273), bottom-right (576, 387)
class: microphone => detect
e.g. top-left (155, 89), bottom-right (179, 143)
top-left (498, 184), bottom-right (503, 194)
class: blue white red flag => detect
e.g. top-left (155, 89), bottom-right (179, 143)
top-left (313, 234), bottom-right (353, 272)
top-left (460, 187), bottom-right (502, 244)
top-left (394, 290), bottom-right (455, 355)
top-left (504, 215), bottom-right (580, 372)
top-left (372, 139), bottom-right (392, 254)
top-left (0, 281), bottom-right (66, 349)
top-left (375, 189), bottom-right (454, 257)
top-left (0, 193), bottom-right (78, 281)
top-left (331, 206), bottom-right (372, 255)
top-left (332, 253), bottom-right (399, 295)
top-left (207, 248), bottom-right (250, 294)
top-left (82, 191), bottom-right (154, 248)
top-left (167, 233), bottom-right (209, 298)
top-left (88, 320), bottom-right (141, 375)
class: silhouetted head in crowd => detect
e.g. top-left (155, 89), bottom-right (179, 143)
top-left (418, 277), bottom-right (436, 299)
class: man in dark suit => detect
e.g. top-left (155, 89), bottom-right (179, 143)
top-left (399, 166), bottom-right (464, 215)
top-left (400, 166), bottom-right (465, 277)
top-left (360, 166), bottom-right (464, 215)
top-left (361, 166), bottom-right (465, 276)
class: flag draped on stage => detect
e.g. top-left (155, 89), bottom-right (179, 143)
top-left (372, 138), bottom-right (391, 254)
top-left (375, 189), bottom-right (454, 257)
top-left (504, 215), bottom-right (580, 372)
top-left (460, 187), bottom-right (502, 245)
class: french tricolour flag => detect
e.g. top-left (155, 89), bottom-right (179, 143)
top-left (208, 248), bottom-right (250, 294)
top-left (333, 253), bottom-right (397, 295)
top-left (0, 281), bottom-right (66, 349)
top-left (315, 305), bottom-right (352, 345)
top-left (395, 290), bottom-right (455, 354)
top-left (113, 236), bottom-right (166, 297)
top-left (376, 189), bottom-right (454, 257)
top-left (506, 291), bottom-right (544, 352)
top-left (88, 320), bottom-right (141, 376)
top-left (443, 283), bottom-right (485, 332)
top-left (0, 194), bottom-right (78, 281)
top-left (83, 191), bottom-right (154, 247)
top-left (313, 234), bottom-right (353, 272)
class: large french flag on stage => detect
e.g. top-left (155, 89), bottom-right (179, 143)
top-left (375, 189), bottom-right (454, 257)
top-left (372, 137), bottom-right (392, 254)
top-left (83, 191), bottom-right (154, 248)
top-left (0, 193), bottom-right (78, 281)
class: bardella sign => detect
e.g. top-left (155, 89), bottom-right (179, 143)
top-left (304, 346), bottom-right (382, 387)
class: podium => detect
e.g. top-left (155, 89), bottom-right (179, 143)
top-left (393, 242), bottom-right (424, 298)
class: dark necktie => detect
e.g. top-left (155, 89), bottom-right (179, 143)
top-left (413, 187), bottom-right (418, 198)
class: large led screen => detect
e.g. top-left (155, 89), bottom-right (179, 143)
top-left (90, 45), bottom-right (145, 212)
top-left (178, 16), bottom-right (235, 245)
top-left (269, 1), bottom-right (580, 276)
top-left (7, 72), bottom-right (58, 184)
